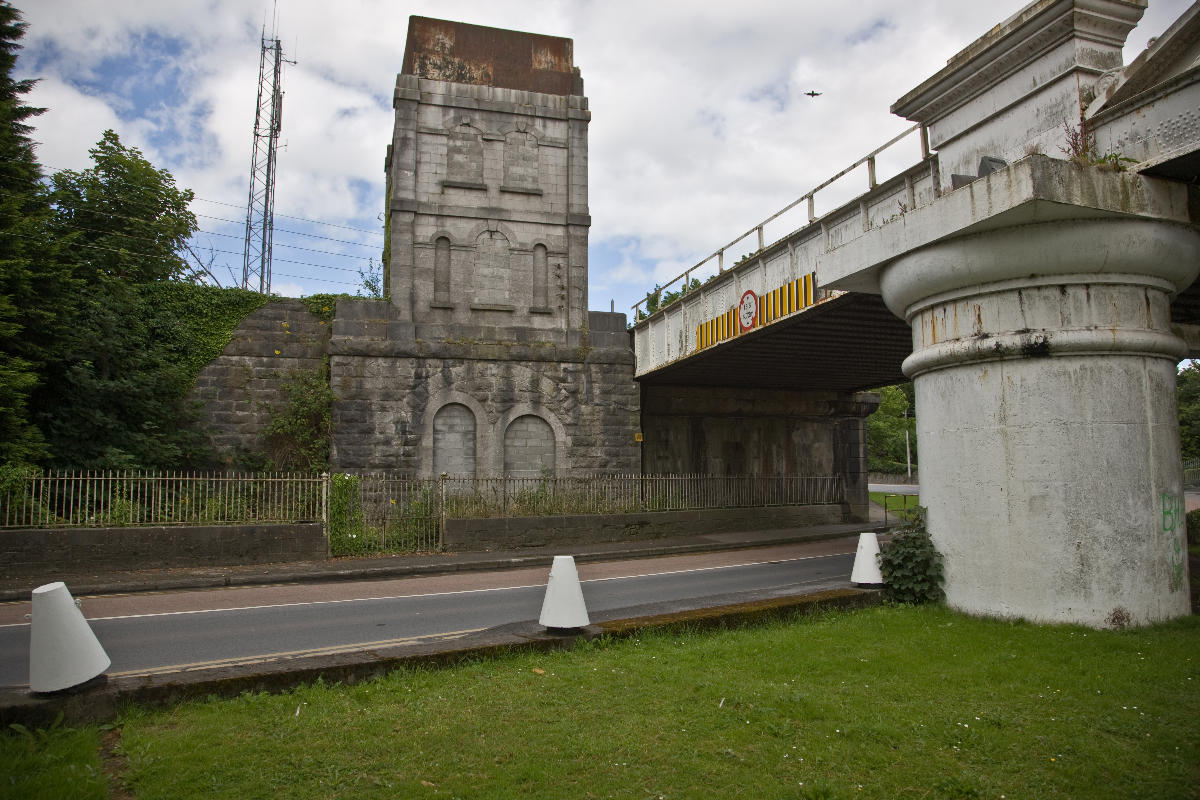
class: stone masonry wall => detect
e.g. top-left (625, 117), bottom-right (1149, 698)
top-left (330, 303), bottom-right (640, 475)
top-left (640, 386), bottom-right (879, 522)
top-left (191, 299), bottom-right (330, 465)
top-left (2, 523), bottom-right (326, 576)
top-left (444, 505), bottom-right (843, 550)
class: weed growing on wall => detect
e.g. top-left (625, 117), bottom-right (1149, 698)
top-left (877, 507), bottom-right (944, 604)
top-left (1059, 119), bottom-right (1135, 171)
top-left (297, 294), bottom-right (343, 323)
top-left (328, 473), bottom-right (370, 555)
top-left (262, 360), bottom-right (332, 472)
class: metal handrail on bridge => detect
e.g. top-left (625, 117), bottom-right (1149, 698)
top-left (632, 122), bottom-right (928, 320)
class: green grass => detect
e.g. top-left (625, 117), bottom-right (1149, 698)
top-left (870, 491), bottom-right (920, 521)
top-left (0, 719), bottom-right (107, 800)
top-left (39, 606), bottom-right (1190, 799)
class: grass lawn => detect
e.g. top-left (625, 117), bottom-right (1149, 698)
top-left (4, 604), bottom-right (1199, 800)
top-left (0, 719), bottom-right (107, 800)
top-left (869, 491), bottom-right (921, 521)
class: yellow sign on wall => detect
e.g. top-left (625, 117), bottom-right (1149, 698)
top-left (695, 272), bottom-right (818, 352)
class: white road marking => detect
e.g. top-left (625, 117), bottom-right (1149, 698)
top-left (105, 627), bottom-right (486, 677)
top-left (0, 550), bottom-right (852, 627)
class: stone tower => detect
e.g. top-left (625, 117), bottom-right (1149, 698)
top-left (328, 17), bottom-right (640, 477)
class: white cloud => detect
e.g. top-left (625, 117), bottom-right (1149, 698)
top-left (17, 0), bottom-right (1193, 308)
top-left (269, 281), bottom-right (306, 299)
top-left (25, 77), bottom-right (125, 171)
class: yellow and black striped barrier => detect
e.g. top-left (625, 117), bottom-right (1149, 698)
top-left (697, 307), bottom-right (736, 350)
top-left (695, 272), bottom-right (818, 351)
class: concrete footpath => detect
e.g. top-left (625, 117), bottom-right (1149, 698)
top-left (0, 510), bottom-right (891, 728)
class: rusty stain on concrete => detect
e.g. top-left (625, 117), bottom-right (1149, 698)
top-left (402, 16), bottom-right (575, 95)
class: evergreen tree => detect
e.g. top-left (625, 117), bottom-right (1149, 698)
top-left (0, 1), bottom-right (55, 465)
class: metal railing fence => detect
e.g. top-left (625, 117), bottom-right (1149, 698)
top-left (439, 474), bottom-right (844, 518)
top-left (3, 471), bottom-right (844, 555)
top-left (0, 470), bottom-right (327, 529)
top-left (331, 473), bottom-right (844, 554)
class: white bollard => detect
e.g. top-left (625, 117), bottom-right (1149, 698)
top-left (538, 555), bottom-right (590, 630)
top-left (850, 532), bottom-right (884, 586)
top-left (28, 582), bottom-right (111, 693)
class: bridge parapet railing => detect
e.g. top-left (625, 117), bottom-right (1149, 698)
top-left (632, 123), bottom-right (930, 323)
top-left (632, 123), bottom-right (940, 375)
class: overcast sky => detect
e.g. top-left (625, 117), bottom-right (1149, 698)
top-left (16, 0), bottom-right (1192, 316)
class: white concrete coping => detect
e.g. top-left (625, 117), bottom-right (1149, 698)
top-left (878, 217), bottom-right (1200, 317)
top-left (822, 154), bottom-right (1194, 295)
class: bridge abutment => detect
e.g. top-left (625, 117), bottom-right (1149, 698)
top-left (640, 385), bottom-right (878, 523)
top-left (881, 219), bottom-right (1200, 627)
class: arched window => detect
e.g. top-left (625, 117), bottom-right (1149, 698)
top-left (446, 123), bottom-right (483, 186)
top-left (533, 244), bottom-right (548, 308)
top-left (503, 130), bottom-right (539, 190)
top-left (474, 230), bottom-right (511, 306)
top-left (434, 237), bottom-right (451, 303)
top-left (503, 415), bottom-right (555, 478)
top-left (433, 404), bottom-right (476, 477)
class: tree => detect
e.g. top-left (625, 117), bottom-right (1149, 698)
top-left (48, 129), bottom-right (197, 284)
top-left (30, 131), bottom-right (208, 470)
top-left (867, 383), bottom-right (916, 475)
top-left (1177, 362), bottom-right (1200, 462)
top-left (0, 1), bottom-right (55, 465)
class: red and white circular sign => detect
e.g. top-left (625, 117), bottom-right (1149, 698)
top-left (738, 290), bottom-right (758, 332)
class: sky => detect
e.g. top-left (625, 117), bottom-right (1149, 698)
top-left (15, 0), bottom-right (1193, 317)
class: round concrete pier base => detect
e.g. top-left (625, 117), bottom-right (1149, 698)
top-left (881, 219), bottom-right (1200, 627)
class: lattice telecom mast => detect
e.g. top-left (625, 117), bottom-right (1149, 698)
top-left (242, 32), bottom-right (288, 293)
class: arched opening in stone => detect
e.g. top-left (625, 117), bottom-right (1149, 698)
top-left (474, 230), bottom-right (511, 306)
top-left (503, 414), bottom-right (555, 478)
top-left (447, 124), bottom-right (484, 185)
top-left (533, 244), bottom-right (548, 308)
top-left (433, 403), bottom-right (476, 477)
top-left (434, 236), bottom-right (451, 303)
top-left (503, 130), bottom-right (539, 190)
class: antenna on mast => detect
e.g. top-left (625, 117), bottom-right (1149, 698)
top-left (242, 15), bottom-right (294, 294)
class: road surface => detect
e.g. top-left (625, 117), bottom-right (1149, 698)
top-left (0, 538), bottom-right (857, 688)
top-left (868, 483), bottom-right (920, 496)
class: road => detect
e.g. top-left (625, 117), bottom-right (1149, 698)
top-left (868, 483), bottom-right (919, 496)
top-left (0, 538), bottom-right (857, 688)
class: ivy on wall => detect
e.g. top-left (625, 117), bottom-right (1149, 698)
top-left (297, 293), bottom-right (344, 323)
top-left (262, 359), bottom-right (333, 473)
top-left (139, 282), bottom-right (271, 385)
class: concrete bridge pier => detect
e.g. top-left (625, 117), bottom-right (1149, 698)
top-left (881, 218), bottom-right (1200, 627)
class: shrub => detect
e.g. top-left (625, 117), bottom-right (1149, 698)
top-left (877, 507), bottom-right (944, 604)
top-left (262, 363), bottom-right (332, 472)
top-left (329, 473), bottom-right (370, 555)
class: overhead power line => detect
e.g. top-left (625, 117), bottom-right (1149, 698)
top-left (7, 154), bottom-right (386, 239)
top-left (193, 197), bottom-right (384, 237)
